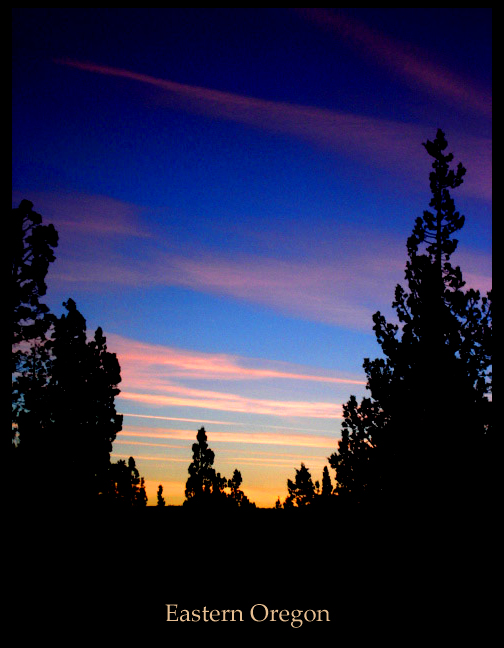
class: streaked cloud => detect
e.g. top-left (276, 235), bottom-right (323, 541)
top-left (109, 335), bottom-right (355, 422)
top-left (118, 389), bottom-right (343, 420)
top-left (121, 413), bottom-right (241, 426)
top-left (108, 333), bottom-right (366, 385)
top-left (14, 189), bottom-right (489, 331)
top-left (150, 251), bottom-right (397, 329)
top-left (55, 59), bottom-right (491, 202)
top-left (296, 9), bottom-right (492, 119)
top-left (12, 190), bottom-right (151, 239)
top-left (112, 447), bottom-right (189, 461)
top-left (118, 426), bottom-right (339, 449)
top-left (39, 196), bottom-right (489, 328)
top-left (51, 232), bottom-right (407, 329)
top-left (121, 413), bottom-right (340, 435)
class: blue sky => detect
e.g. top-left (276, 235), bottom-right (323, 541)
top-left (12, 8), bottom-right (492, 506)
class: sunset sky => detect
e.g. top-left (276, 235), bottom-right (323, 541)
top-left (12, 9), bottom-right (492, 507)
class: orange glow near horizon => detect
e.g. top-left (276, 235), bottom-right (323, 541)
top-left (112, 423), bottom-right (341, 506)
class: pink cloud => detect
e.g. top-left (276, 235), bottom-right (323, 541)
top-left (296, 9), bottom-right (492, 119)
top-left (46, 215), bottom-right (490, 329)
top-left (107, 333), bottom-right (366, 385)
top-left (55, 59), bottom-right (491, 202)
top-left (118, 426), bottom-right (339, 449)
top-left (121, 413), bottom-right (339, 435)
top-left (117, 389), bottom-right (343, 420)
top-left (121, 413), bottom-right (241, 426)
top-left (12, 190), bottom-right (151, 239)
top-left (153, 250), bottom-right (401, 328)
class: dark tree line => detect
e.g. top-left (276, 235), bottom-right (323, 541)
top-left (12, 199), bottom-right (147, 508)
top-left (280, 463), bottom-right (333, 509)
top-left (184, 427), bottom-right (256, 509)
top-left (281, 130), bottom-right (492, 511)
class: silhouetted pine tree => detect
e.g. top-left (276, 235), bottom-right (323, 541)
top-left (286, 463), bottom-right (316, 507)
top-left (46, 299), bottom-right (124, 504)
top-left (136, 476), bottom-right (148, 507)
top-left (227, 469), bottom-right (256, 509)
top-left (157, 484), bottom-right (166, 506)
top-left (228, 468), bottom-right (243, 504)
top-left (14, 298), bottom-right (125, 506)
top-left (12, 200), bottom-right (58, 358)
top-left (12, 201), bottom-right (149, 510)
top-left (13, 338), bottom-right (53, 454)
top-left (109, 457), bottom-right (148, 507)
top-left (321, 465), bottom-right (333, 497)
top-left (12, 200), bottom-right (58, 450)
top-left (330, 130), bottom-right (492, 508)
top-left (184, 427), bottom-right (227, 507)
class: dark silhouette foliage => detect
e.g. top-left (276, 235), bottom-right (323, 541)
top-left (12, 201), bottom-right (147, 509)
top-left (286, 462), bottom-right (316, 507)
top-left (12, 199), bottom-right (58, 355)
top-left (283, 463), bottom-right (334, 509)
top-left (184, 427), bottom-right (227, 507)
top-left (109, 457), bottom-right (148, 507)
top-left (52, 300), bottom-right (124, 502)
top-left (14, 298), bottom-right (125, 505)
top-left (184, 427), bottom-right (255, 509)
top-left (329, 130), bottom-right (492, 507)
top-left (157, 484), bottom-right (166, 506)
top-left (228, 468), bottom-right (256, 508)
top-left (320, 465), bottom-right (333, 497)
top-left (12, 200), bottom-right (58, 447)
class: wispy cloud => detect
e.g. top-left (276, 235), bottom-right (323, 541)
top-left (118, 426), bottom-right (339, 449)
top-left (16, 188), bottom-right (489, 329)
top-left (121, 413), bottom-right (340, 435)
top-left (295, 9), bottom-right (492, 119)
top-left (118, 389), bottom-right (343, 420)
top-left (12, 190), bottom-right (151, 239)
top-left (121, 413), bottom-right (241, 426)
top-left (53, 234), bottom-right (406, 329)
top-left (108, 333), bottom-right (366, 385)
top-left (55, 58), bottom-right (491, 202)
top-left (41, 200), bottom-right (489, 328)
top-left (109, 334), bottom-right (357, 422)
top-left (157, 246), bottom-right (412, 328)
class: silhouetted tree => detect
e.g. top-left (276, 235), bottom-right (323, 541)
top-left (227, 468), bottom-right (256, 509)
top-left (14, 298), bottom-right (125, 505)
top-left (329, 130), bottom-right (492, 507)
top-left (12, 199), bottom-right (58, 355)
top-left (184, 429), bottom-right (256, 509)
top-left (12, 201), bottom-right (149, 510)
top-left (321, 466), bottom-right (333, 497)
top-left (109, 457), bottom-right (148, 507)
top-left (49, 299), bottom-right (123, 503)
top-left (12, 200), bottom-right (58, 450)
top-left (184, 427), bottom-right (227, 506)
top-left (12, 338), bottom-right (53, 453)
top-left (228, 468), bottom-right (243, 506)
top-left (286, 463), bottom-right (316, 507)
top-left (136, 476), bottom-right (148, 507)
top-left (157, 484), bottom-right (166, 507)
top-left (110, 459), bottom-right (133, 506)
top-left (228, 468), bottom-right (243, 494)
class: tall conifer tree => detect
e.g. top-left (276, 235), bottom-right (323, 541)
top-left (184, 427), bottom-right (227, 506)
top-left (329, 130), bottom-right (492, 507)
